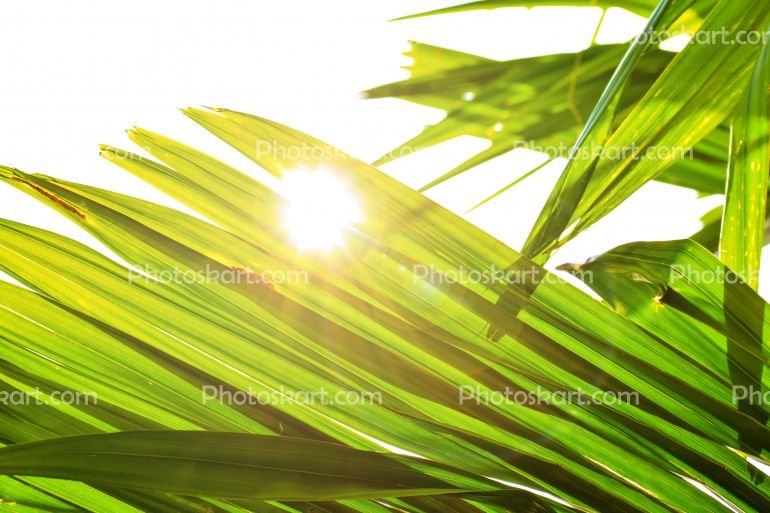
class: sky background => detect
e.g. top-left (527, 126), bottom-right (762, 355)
top-left (0, 1), bottom-right (740, 295)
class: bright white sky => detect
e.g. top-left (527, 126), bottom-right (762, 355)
top-left (0, 1), bottom-right (755, 295)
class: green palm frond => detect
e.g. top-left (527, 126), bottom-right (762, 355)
top-left (365, 43), bottom-right (677, 191)
top-left (719, 36), bottom-right (770, 290)
top-left (370, 0), bottom-right (770, 264)
top-left (524, 0), bottom-right (770, 261)
top-left (0, 106), bottom-right (768, 512)
top-left (391, 0), bottom-right (695, 21)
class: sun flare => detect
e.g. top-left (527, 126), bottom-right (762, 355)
top-left (281, 170), bottom-right (363, 251)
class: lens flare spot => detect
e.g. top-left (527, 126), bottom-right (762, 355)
top-left (281, 170), bottom-right (363, 251)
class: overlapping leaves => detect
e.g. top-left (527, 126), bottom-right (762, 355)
top-left (0, 106), bottom-right (768, 512)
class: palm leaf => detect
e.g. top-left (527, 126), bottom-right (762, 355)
top-left (392, 1), bottom-right (682, 20)
top-left (0, 107), bottom-right (768, 511)
top-left (719, 32), bottom-right (770, 289)
top-left (524, 0), bottom-right (770, 261)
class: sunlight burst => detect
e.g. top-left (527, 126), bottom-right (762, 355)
top-left (281, 170), bottom-right (363, 251)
